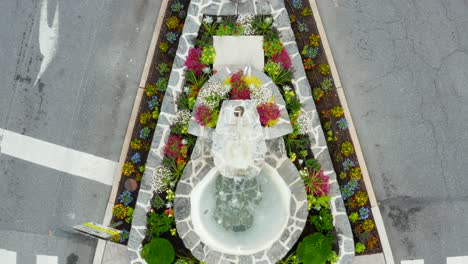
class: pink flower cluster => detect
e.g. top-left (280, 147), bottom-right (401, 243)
top-left (163, 134), bottom-right (183, 159)
top-left (257, 102), bottom-right (281, 127)
top-left (270, 48), bottom-right (292, 69)
top-left (194, 104), bottom-right (213, 127)
top-left (229, 71), bottom-right (250, 100)
top-left (185, 47), bottom-right (206, 76)
top-left (307, 170), bottom-right (330, 196)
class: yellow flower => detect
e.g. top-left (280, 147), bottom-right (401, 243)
top-left (289, 152), bottom-right (297, 162)
top-left (170, 228), bottom-right (177, 236)
top-left (244, 76), bottom-right (263, 88)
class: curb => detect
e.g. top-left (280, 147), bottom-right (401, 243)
top-left (93, 0), bottom-right (169, 263)
top-left (308, 0), bottom-right (395, 263)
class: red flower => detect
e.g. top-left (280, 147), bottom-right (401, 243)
top-left (194, 104), bottom-right (214, 127)
top-left (164, 208), bottom-right (174, 217)
top-left (229, 71), bottom-right (250, 100)
top-left (271, 48), bottom-right (292, 69)
top-left (304, 170), bottom-right (330, 196)
top-left (257, 102), bottom-right (281, 127)
top-left (163, 135), bottom-right (183, 159)
top-left (185, 47), bottom-right (206, 76)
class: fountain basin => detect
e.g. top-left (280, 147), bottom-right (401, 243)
top-left (190, 164), bottom-right (291, 255)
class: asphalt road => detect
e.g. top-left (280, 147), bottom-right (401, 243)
top-left (316, 0), bottom-right (468, 263)
top-left (0, 0), bottom-right (161, 262)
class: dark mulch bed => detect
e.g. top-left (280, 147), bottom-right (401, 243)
top-left (110, 0), bottom-right (191, 247)
top-left (285, 0), bottom-right (383, 254)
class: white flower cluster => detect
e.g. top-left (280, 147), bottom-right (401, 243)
top-left (203, 16), bottom-right (213, 24)
top-left (172, 109), bottom-right (191, 126)
top-left (197, 79), bottom-right (230, 109)
top-left (237, 14), bottom-right (255, 35)
top-left (297, 112), bottom-right (314, 135)
top-left (151, 165), bottom-right (172, 193)
top-left (250, 85), bottom-right (273, 104)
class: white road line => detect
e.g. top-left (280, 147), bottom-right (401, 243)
top-left (0, 128), bottom-right (117, 185)
top-left (401, 260), bottom-right (424, 264)
top-left (36, 255), bottom-right (58, 264)
top-left (447, 256), bottom-right (468, 264)
top-left (0, 249), bottom-right (17, 264)
top-left (35, 0), bottom-right (59, 86)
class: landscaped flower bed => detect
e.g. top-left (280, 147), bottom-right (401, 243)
top-left (137, 13), bottom-right (344, 263)
top-left (109, 0), bottom-right (190, 245)
top-left (285, 0), bottom-right (383, 255)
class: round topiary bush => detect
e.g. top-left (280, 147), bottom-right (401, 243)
top-left (297, 233), bottom-right (333, 264)
top-left (141, 238), bottom-right (175, 264)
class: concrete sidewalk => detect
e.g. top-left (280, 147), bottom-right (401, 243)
top-left (101, 242), bottom-right (129, 264)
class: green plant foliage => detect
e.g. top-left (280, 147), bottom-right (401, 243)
top-left (297, 233), bottom-right (334, 264)
top-left (330, 105), bottom-right (344, 117)
top-left (145, 84), bottom-right (157, 97)
top-left (341, 141), bottom-right (354, 156)
top-left (252, 15), bottom-right (273, 35)
top-left (349, 167), bottom-right (362, 180)
top-left (312, 87), bottom-right (324, 101)
top-left (321, 78), bottom-right (333, 93)
top-left (157, 63), bottom-right (171, 75)
top-left (140, 111), bottom-right (153, 125)
top-left (307, 194), bottom-right (330, 211)
top-left (185, 70), bottom-right (208, 88)
top-left (156, 77), bottom-right (168, 91)
top-left (301, 45), bottom-right (319, 59)
top-left (151, 195), bottom-right (166, 210)
top-left (305, 158), bottom-right (321, 172)
top-left (349, 212), bottom-right (359, 223)
top-left (263, 37), bottom-right (283, 57)
top-left (309, 208), bottom-right (334, 232)
top-left (113, 204), bottom-right (128, 219)
top-left (202, 16), bottom-right (218, 36)
top-left (318, 63), bottom-right (331, 75)
top-left (159, 42), bottom-right (169, 53)
top-left (125, 207), bottom-right (134, 224)
top-left (165, 16), bottom-right (180, 30)
top-left (301, 7), bottom-right (313, 17)
top-left (201, 46), bottom-right (216, 65)
top-left (141, 238), bottom-right (175, 264)
top-left (174, 257), bottom-right (200, 264)
top-left (355, 242), bottom-right (366, 254)
top-left (278, 253), bottom-right (300, 264)
top-left (147, 212), bottom-right (174, 238)
top-left (130, 138), bottom-right (143, 150)
top-left (265, 61), bottom-right (292, 85)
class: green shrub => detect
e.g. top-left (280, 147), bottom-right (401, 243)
top-left (318, 64), bottom-right (331, 75)
top-left (156, 77), bottom-right (168, 91)
top-left (157, 63), bottom-right (171, 75)
top-left (355, 242), bottom-right (366, 254)
top-left (341, 141), bottom-right (354, 156)
top-left (309, 208), bottom-right (334, 233)
top-left (348, 212), bottom-right (359, 223)
top-left (141, 238), bottom-right (175, 264)
top-left (297, 233), bottom-right (334, 264)
top-left (147, 212), bottom-right (174, 238)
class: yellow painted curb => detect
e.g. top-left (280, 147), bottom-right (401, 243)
top-left (308, 0), bottom-right (394, 263)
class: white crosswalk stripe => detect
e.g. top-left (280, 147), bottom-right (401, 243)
top-left (0, 249), bottom-right (16, 264)
top-left (401, 260), bottom-right (424, 264)
top-left (447, 256), bottom-right (468, 264)
top-left (0, 128), bottom-right (117, 185)
top-left (36, 255), bottom-right (58, 264)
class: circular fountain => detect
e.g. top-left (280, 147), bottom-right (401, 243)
top-left (174, 70), bottom-right (307, 263)
top-left (191, 164), bottom-right (290, 255)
